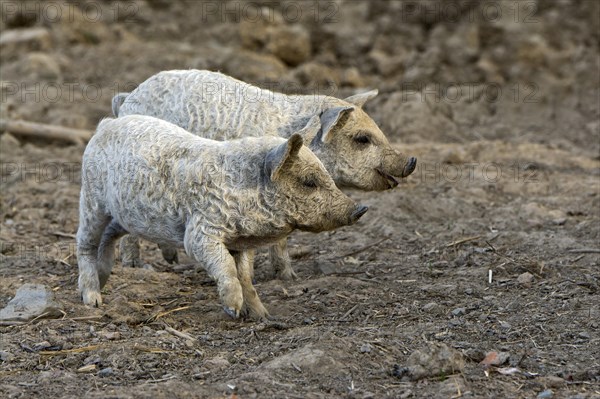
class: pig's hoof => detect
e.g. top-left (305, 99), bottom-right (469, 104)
top-left (82, 290), bottom-right (103, 307)
top-left (223, 306), bottom-right (240, 319)
top-left (276, 268), bottom-right (298, 281)
top-left (122, 257), bottom-right (143, 268)
top-left (251, 308), bottom-right (271, 321)
top-left (245, 299), bottom-right (270, 320)
top-left (161, 248), bottom-right (179, 264)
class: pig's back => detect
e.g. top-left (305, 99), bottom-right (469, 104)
top-left (117, 70), bottom-right (330, 140)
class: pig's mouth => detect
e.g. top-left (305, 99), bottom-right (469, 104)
top-left (376, 169), bottom-right (400, 189)
top-left (376, 157), bottom-right (417, 189)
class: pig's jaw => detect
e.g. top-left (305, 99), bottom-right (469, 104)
top-left (376, 168), bottom-right (400, 189)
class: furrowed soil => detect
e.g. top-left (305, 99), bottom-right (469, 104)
top-left (1, 1), bottom-right (599, 398)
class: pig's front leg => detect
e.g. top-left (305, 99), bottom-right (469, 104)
top-left (184, 229), bottom-right (243, 318)
top-left (234, 250), bottom-right (270, 320)
top-left (269, 238), bottom-right (297, 280)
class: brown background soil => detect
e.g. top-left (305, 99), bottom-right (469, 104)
top-left (1, 1), bottom-right (599, 398)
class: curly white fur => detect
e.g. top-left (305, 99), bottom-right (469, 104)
top-left (77, 115), bottom-right (365, 319)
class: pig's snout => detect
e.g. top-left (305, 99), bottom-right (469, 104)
top-left (402, 157), bottom-right (417, 178)
top-left (350, 205), bottom-right (369, 224)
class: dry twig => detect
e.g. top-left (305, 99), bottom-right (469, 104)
top-left (0, 119), bottom-right (92, 144)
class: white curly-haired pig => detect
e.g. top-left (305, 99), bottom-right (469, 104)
top-left (77, 115), bottom-right (368, 319)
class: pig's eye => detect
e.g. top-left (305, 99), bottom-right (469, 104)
top-left (302, 178), bottom-right (318, 188)
top-left (354, 135), bottom-right (371, 145)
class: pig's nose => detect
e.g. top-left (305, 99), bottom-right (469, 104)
top-left (402, 157), bottom-right (417, 178)
top-left (350, 205), bottom-right (369, 223)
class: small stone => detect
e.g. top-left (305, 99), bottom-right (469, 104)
top-left (517, 272), bottom-right (534, 288)
top-left (303, 318), bottom-right (313, 325)
top-left (0, 284), bottom-right (63, 323)
top-left (578, 332), bottom-right (590, 340)
top-left (98, 367), bottom-right (113, 377)
top-left (499, 321), bottom-right (511, 330)
top-left (83, 355), bottom-right (101, 365)
top-left (0, 351), bottom-right (13, 362)
top-left (464, 348), bottom-right (485, 362)
top-left (449, 319), bottom-right (462, 327)
top-left (537, 389), bottom-right (553, 399)
top-left (203, 356), bottom-right (230, 371)
top-left (452, 307), bottom-right (466, 316)
top-left (539, 376), bottom-right (565, 388)
top-left (360, 344), bottom-right (372, 353)
top-left (480, 351), bottom-right (510, 367)
top-left (405, 342), bottom-right (465, 380)
top-left (33, 341), bottom-right (52, 351)
top-left (422, 302), bottom-right (439, 312)
top-left (101, 331), bottom-right (120, 340)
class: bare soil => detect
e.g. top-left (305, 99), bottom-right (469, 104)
top-left (1, 1), bottom-right (599, 398)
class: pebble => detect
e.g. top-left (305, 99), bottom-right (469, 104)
top-left (360, 344), bottom-right (372, 353)
top-left (537, 389), bottom-right (553, 399)
top-left (578, 332), bottom-right (590, 340)
top-left (0, 351), bottom-right (12, 362)
top-left (0, 284), bottom-right (63, 323)
top-left (404, 342), bottom-right (465, 380)
top-left (499, 321), bottom-right (511, 330)
top-left (452, 307), bottom-right (466, 316)
top-left (422, 302), bottom-right (439, 312)
top-left (517, 272), bottom-right (534, 288)
top-left (98, 367), bottom-right (113, 377)
top-left (101, 331), bottom-right (120, 340)
top-left (203, 356), bottom-right (230, 371)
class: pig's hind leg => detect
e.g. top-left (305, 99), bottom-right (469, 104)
top-left (77, 199), bottom-right (111, 307)
top-left (98, 220), bottom-right (128, 288)
top-left (234, 250), bottom-right (270, 320)
top-left (269, 238), bottom-right (297, 280)
top-left (159, 243), bottom-right (179, 264)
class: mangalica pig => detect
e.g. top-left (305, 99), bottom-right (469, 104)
top-left (77, 115), bottom-right (367, 319)
top-left (113, 70), bottom-right (415, 279)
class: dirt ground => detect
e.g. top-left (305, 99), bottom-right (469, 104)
top-left (1, 1), bottom-right (599, 398)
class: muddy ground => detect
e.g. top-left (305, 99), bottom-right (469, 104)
top-left (1, 1), bottom-right (599, 398)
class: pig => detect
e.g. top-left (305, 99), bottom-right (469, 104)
top-left (77, 115), bottom-right (368, 319)
top-left (113, 69), bottom-right (416, 279)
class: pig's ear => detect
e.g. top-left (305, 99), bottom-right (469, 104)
top-left (344, 89), bottom-right (378, 108)
top-left (318, 106), bottom-right (354, 144)
top-left (297, 115), bottom-right (321, 144)
top-left (265, 134), bottom-right (304, 180)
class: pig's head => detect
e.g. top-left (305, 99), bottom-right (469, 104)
top-left (264, 134), bottom-right (368, 233)
top-left (304, 90), bottom-right (417, 191)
